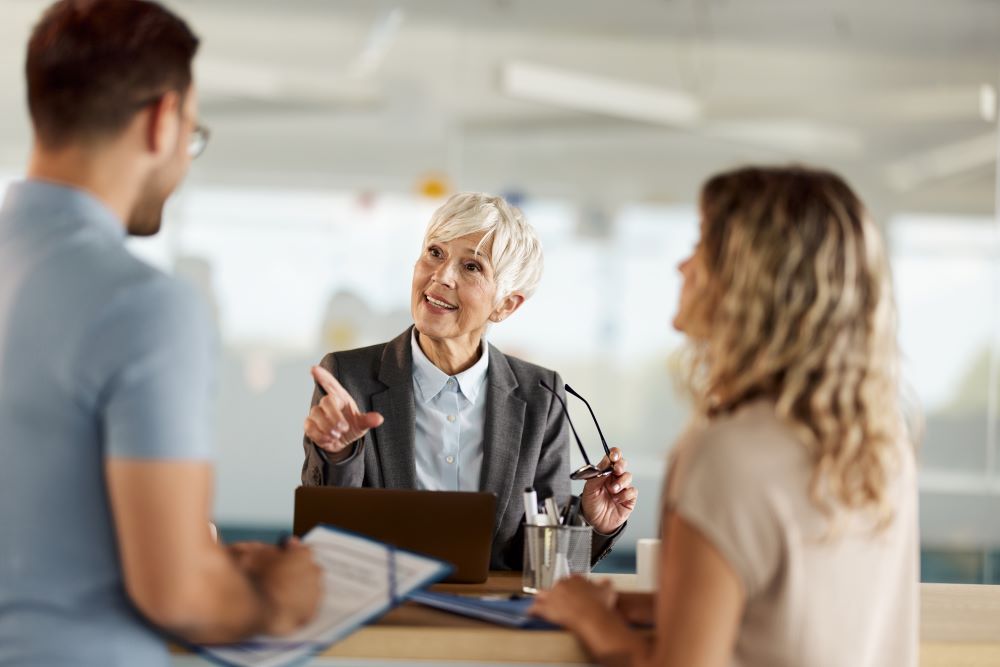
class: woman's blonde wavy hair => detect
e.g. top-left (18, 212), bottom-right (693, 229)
top-left (687, 165), bottom-right (906, 526)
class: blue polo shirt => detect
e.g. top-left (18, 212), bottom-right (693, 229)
top-left (0, 180), bottom-right (215, 666)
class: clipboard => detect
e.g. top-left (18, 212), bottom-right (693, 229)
top-left (192, 524), bottom-right (452, 667)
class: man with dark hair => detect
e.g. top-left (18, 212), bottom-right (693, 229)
top-left (0, 2), bottom-right (321, 665)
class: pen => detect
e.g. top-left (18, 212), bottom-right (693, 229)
top-left (523, 487), bottom-right (539, 526)
top-left (563, 495), bottom-right (581, 526)
top-left (535, 504), bottom-right (547, 525)
top-left (478, 593), bottom-right (528, 601)
top-left (544, 497), bottom-right (562, 526)
top-left (524, 488), bottom-right (541, 573)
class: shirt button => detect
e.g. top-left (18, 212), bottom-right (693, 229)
top-left (447, 378), bottom-right (456, 387)
top-left (447, 415), bottom-right (456, 423)
top-left (446, 456), bottom-right (455, 464)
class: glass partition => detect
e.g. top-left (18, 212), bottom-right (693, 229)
top-left (2, 0), bottom-right (999, 577)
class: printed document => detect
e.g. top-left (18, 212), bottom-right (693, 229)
top-left (197, 525), bottom-right (450, 667)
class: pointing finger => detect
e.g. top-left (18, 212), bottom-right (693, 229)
top-left (311, 365), bottom-right (349, 400)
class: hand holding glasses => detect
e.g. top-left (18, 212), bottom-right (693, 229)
top-left (539, 380), bottom-right (614, 481)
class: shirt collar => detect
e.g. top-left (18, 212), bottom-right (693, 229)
top-left (1, 179), bottom-right (126, 243)
top-left (410, 329), bottom-right (490, 405)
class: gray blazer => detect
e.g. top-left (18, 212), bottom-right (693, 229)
top-left (301, 327), bottom-right (622, 569)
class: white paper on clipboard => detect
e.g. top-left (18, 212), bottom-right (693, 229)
top-left (196, 524), bottom-right (450, 667)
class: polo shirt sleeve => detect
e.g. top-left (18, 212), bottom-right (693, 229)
top-left (76, 274), bottom-right (217, 461)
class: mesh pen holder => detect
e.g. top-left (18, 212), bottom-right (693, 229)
top-left (522, 523), bottom-right (592, 594)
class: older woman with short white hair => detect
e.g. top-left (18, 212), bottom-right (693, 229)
top-left (300, 193), bottom-right (636, 569)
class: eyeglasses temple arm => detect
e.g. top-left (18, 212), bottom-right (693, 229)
top-left (539, 380), bottom-right (593, 466)
top-left (564, 383), bottom-right (612, 456)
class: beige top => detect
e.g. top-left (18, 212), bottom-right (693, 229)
top-left (664, 401), bottom-right (919, 667)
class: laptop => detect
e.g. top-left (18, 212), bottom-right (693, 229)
top-left (293, 486), bottom-right (496, 584)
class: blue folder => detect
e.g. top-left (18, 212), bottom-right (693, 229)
top-left (408, 590), bottom-right (557, 630)
top-left (191, 524), bottom-right (453, 667)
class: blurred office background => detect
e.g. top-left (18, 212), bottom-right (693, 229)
top-left (2, 0), bottom-right (1000, 580)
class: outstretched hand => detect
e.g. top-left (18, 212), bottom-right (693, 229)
top-left (304, 366), bottom-right (384, 461)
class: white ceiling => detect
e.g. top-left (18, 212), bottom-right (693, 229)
top-left (1, 0), bottom-right (999, 216)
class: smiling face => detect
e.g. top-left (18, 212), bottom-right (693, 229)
top-left (411, 232), bottom-right (511, 344)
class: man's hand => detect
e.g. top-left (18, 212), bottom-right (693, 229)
top-left (253, 540), bottom-right (323, 637)
top-left (580, 447), bottom-right (637, 534)
top-left (108, 461), bottom-right (321, 643)
top-left (304, 366), bottom-right (384, 461)
top-left (228, 541), bottom-right (279, 575)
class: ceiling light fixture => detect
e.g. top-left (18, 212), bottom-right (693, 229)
top-left (980, 83), bottom-right (997, 124)
top-left (500, 60), bottom-right (702, 127)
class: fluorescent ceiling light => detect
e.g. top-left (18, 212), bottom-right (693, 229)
top-left (501, 60), bottom-right (702, 127)
top-left (499, 61), bottom-right (860, 156)
top-left (706, 120), bottom-right (864, 157)
top-left (863, 85), bottom-right (985, 123)
top-left (197, 58), bottom-right (380, 106)
top-left (885, 132), bottom-right (996, 191)
top-left (198, 59), bottom-right (286, 99)
top-left (350, 8), bottom-right (405, 79)
top-left (980, 83), bottom-right (997, 124)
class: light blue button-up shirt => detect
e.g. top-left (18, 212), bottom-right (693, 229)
top-left (0, 180), bottom-right (215, 667)
top-left (410, 330), bottom-right (489, 491)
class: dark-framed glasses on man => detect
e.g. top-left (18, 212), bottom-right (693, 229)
top-left (188, 124), bottom-right (210, 158)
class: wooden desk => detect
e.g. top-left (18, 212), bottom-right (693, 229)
top-left (328, 572), bottom-right (589, 664)
top-left (921, 583), bottom-right (1000, 667)
top-left (331, 576), bottom-right (1000, 666)
top-left (175, 574), bottom-right (1000, 666)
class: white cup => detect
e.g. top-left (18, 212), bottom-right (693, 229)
top-left (636, 538), bottom-right (661, 591)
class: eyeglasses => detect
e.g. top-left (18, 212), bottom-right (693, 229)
top-left (539, 380), bottom-right (613, 480)
top-left (129, 95), bottom-right (210, 159)
top-left (188, 124), bottom-right (210, 159)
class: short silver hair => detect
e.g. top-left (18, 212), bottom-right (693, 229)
top-left (423, 192), bottom-right (544, 302)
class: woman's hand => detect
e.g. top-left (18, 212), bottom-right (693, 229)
top-left (581, 447), bottom-right (637, 534)
top-left (616, 592), bottom-right (656, 627)
top-left (304, 366), bottom-right (384, 461)
top-left (530, 576), bottom-right (617, 631)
